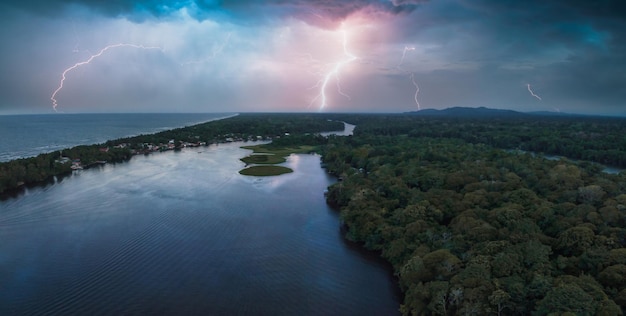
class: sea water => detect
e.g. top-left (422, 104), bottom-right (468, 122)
top-left (0, 113), bottom-right (233, 162)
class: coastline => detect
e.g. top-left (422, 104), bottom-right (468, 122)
top-left (0, 113), bottom-right (238, 163)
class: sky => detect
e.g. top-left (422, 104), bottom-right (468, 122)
top-left (0, 0), bottom-right (624, 115)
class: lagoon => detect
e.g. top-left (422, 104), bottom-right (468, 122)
top-left (0, 142), bottom-right (400, 315)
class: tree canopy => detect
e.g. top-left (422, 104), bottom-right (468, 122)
top-left (321, 114), bottom-right (626, 315)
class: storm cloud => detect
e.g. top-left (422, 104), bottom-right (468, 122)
top-left (0, 0), bottom-right (624, 115)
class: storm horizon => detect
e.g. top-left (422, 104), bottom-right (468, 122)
top-left (1, 0), bottom-right (625, 116)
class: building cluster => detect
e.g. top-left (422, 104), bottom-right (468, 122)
top-left (54, 133), bottom-right (278, 172)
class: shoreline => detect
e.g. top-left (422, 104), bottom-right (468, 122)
top-left (0, 114), bottom-right (344, 197)
top-left (0, 113), bottom-right (238, 163)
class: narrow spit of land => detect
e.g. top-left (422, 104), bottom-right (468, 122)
top-left (0, 113), bottom-right (344, 195)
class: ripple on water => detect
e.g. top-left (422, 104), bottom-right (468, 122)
top-left (0, 145), bottom-right (400, 315)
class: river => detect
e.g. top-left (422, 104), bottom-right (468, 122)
top-left (0, 141), bottom-right (401, 315)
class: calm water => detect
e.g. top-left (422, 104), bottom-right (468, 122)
top-left (321, 122), bottom-right (355, 137)
top-left (0, 142), bottom-right (400, 315)
top-left (0, 113), bottom-right (233, 162)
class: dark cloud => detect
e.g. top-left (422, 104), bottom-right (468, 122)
top-left (3, 0), bottom-right (622, 35)
top-left (466, 0), bottom-right (626, 45)
top-left (1, 0), bottom-right (426, 26)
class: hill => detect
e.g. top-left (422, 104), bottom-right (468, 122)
top-left (406, 107), bottom-right (585, 118)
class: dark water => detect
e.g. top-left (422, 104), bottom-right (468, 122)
top-left (0, 142), bottom-right (401, 315)
top-left (0, 113), bottom-right (233, 162)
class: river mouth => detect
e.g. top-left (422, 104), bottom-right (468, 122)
top-left (0, 142), bottom-right (400, 315)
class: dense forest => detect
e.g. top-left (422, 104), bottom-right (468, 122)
top-left (0, 113), bottom-right (342, 195)
top-left (321, 114), bottom-right (626, 315)
top-left (326, 112), bottom-right (626, 168)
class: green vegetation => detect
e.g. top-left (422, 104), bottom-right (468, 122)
top-left (240, 154), bottom-right (286, 165)
top-left (326, 113), bottom-right (626, 168)
top-left (242, 144), bottom-right (318, 156)
top-left (239, 143), bottom-right (320, 176)
top-left (240, 144), bottom-right (318, 164)
top-left (239, 165), bottom-right (293, 176)
top-left (321, 114), bottom-right (626, 315)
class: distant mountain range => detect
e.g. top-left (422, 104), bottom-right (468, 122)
top-left (405, 107), bottom-right (583, 118)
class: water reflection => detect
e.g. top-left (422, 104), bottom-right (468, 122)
top-left (320, 122), bottom-right (355, 136)
top-left (0, 142), bottom-right (400, 315)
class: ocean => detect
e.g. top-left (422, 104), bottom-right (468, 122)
top-left (0, 113), bottom-right (234, 162)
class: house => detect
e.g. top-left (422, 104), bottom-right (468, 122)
top-left (55, 157), bottom-right (71, 164)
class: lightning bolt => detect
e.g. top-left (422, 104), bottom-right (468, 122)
top-left (51, 43), bottom-right (163, 112)
top-left (397, 46), bottom-right (415, 68)
top-left (410, 73), bottom-right (421, 110)
top-left (396, 45), bottom-right (421, 110)
top-left (310, 23), bottom-right (357, 110)
top-left (527, 83), bottom-right (542, 101)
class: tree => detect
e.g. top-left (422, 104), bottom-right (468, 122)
top-left (535, 284), bottom-right (597, 315)
top-left (598, 264), bottom-right (626, 290)
top-left (609, 248), bottom-right (626, 265)
top-left (578, 185), bottom-right (606, 205)
top-left (489, 289), bottom-right (511, 316)
top-left (422, 249), bottom-right (462, 281)
top-left (555, 226), bottom-right (596, 256)
top-left (549, 164), bottom-right (583, 190)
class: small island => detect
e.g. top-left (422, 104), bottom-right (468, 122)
top-left (240, 154), bottom-right (286, 165)
top-left (238, 143), bottom-right (319, 176)
top-left (239, 165), bottom-right (293, 176)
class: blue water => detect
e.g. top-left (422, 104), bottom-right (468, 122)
top-left (0, 143), bottom-right (401, 315)
top-left (0, 119), bottom-right (400, 315)
top-left (0, 113), bottom-right (233, 162)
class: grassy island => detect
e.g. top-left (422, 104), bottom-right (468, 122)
top-left (239, 165), bottom-right (293, 176)
top-left (238, 144), bottom-right (320, 176)
top-left (241, 144), bottom-right (317, 157)
top-left (240, 154), bottom-right (286, 165)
